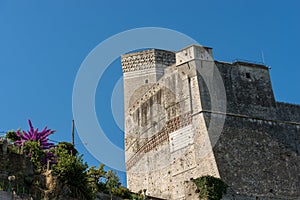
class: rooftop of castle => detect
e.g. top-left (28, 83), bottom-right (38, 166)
top-left (121, 45), bottom-right (269, 71)
top-left (215, 60), bottom-right (269, 70)
top-left (121, 48), bottom-right (174, 58)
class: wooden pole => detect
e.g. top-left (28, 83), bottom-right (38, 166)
top-left (72, 119), bottom-right (75, 146)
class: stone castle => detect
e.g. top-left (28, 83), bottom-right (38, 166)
top-left (121, 45), bottom-right (300, 200)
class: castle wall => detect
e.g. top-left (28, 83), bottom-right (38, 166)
top-left (122, 45), bottom-right (300, 200)
top-left (201, 60), bottom-right (300, 198)
top-left (213, 114), bottom-right (300, 198)
top-left (123, 46), bottom-right (221, 199)
top-left (276, 102), bottom-right (300, 122)
top-left (122, 49), bottom-right (175, 114)
top-left (206, 61), bottom-right (277, 118)
top-left (123, 49), bottom-right (179, 199)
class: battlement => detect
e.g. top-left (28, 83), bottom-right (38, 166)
top-left (121, 45), bottom-right (213, 74)
top-left (121, 49), bottom-right (175, 73)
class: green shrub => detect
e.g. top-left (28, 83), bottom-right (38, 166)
top-left (87, 164), bottom-right (106, 193)
top-left (112, 186), bottom-right (132, 199)
top-left (53, 148), bottom-right (93, 199)
top-left (7, 144), bottom-right (21, 154)
top-left (192, 175), bottom-right (227, 200)
top-left (23, 141), bottom-right (44, 170)
top-left (56, 142), bottom-right (77, 155)
top-left (5, 130), bottom-right (20, 142)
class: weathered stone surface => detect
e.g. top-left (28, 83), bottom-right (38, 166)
top-left (122, 45), bottom-right (300, 199)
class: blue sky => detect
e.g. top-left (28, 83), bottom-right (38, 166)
top-left (0, 1), bottom-right (299, 185)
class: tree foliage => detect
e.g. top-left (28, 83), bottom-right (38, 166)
top-left (5, 120), bottom-right (134, 199)
top-left (5, 130), bottom-right (20, 142)
top-left (105, 170), bottom-right (120, 190)
top-left (53, 145), bottom-right (93, 199)
top-left (86, 165), bottom-right (132, 198)
top-left (112, 186), bottom-right (132, 199)
top-left (56, 141), bottom-right (77, 155)
top-left (87, 164), bottom-right (106, 192)
top-left (9, 120), bottom-right (57, 168)
top-left (23, 140), bottom-right (44, 170)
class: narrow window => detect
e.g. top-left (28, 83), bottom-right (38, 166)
top-left (246, 72), bottom-right (251, 79)
top-left (157, 90), bottom-right (161, 104)
top-left (137, 109), bottom-right (140, 126)
top-left (142, 104), bottom-right (147, 126)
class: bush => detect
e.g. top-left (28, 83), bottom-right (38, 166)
top-left (53, 147), bottom-right (93, 199)
top-left (112, 186), bottom-right (132, 199)
top-left (87, 164), bottom-right (106, 193)
top-left (56, 142), bottom-right (77, 155)
top-left (23, 141), bottom-right (44, 170)
top-left (192, 175), bottom-right (227, 200)
top-left (6, 130), bottom-right (20, 142)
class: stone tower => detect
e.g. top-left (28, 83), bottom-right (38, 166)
top-left (122, 45), bottom-right (300, 200)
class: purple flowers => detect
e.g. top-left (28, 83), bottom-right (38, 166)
top-left (13, 119), bottom-right (57, 168)
top-left (15, 119), bottom-right (55, 150)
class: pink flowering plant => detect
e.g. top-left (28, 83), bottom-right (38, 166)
top-left (15, 119), bottom-right (57, 169)
top-left (15, 119), bottom-right (55, 149)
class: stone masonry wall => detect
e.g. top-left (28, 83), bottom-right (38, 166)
top-left (0, 144), bottom-right (34, 193)
top-left (123, 45), bottom-right (300, 200)
top-left (213, 114), bottom-right (300, 198)
top-left (201, 59), bottom-right (300, 199)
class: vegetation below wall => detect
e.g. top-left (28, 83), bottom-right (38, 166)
top-left (0, 120), bottom-right (143, 200)
top-left (192, 175), bottom-right (227, 200)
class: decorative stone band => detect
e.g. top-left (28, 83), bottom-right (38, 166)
top-left (121, 49), bottom-right (175, 73)
top-left (126, 112), bottom-right (192, 171)
top-left (128, 82), bottom-right (161, 115)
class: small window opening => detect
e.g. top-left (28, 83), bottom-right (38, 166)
top-left (145, 79), bottom-right (148, 83)
top-left (246, 72), bottom-right (251, 79)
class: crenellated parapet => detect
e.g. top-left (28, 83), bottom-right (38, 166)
top-left (121, 49), bottom-right (175, 73)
